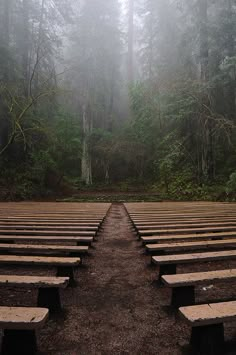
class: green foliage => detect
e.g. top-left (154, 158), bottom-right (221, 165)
top-left (226, 172), bottom-right (236, 194)
top-left (51, 110), bottom-right (82, 177)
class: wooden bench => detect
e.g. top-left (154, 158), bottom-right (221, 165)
top-left (141, 231), bottom-right (236, 244)
top-left (137, 221), bottom-right (236, 230)
top-left (0, 216), bottom-right (102, 221)
top-left (0, 255), bottom-right (81, 286)
top-left (0, 306), bottom-right (48, 355)
top-left (0, 221), bottom-right (99, 226)
top-left (0, 243), bottom-right (89, 257)
top-left (134, 217), bottom-right (236, 225)
top-left (0, 275), bottom-right (69, 312)
top-left (146, 238), bottom-right (236, 255)
top-left (0, 229), bottom-right (96, 237)
top-left (139, 225), bottom-right (236, 236)
top-left (0, 225), bottom-right (98, 231)
top-left (179, 301), bottom-right (236, 355)
top-left (0, 235), bottom-right (94, 246)
top-left (152, 250), bottom-right (236, 283)
top-left (162, 269), bottom-right (236, 308)
top-left (0, 217), bottom-right (102, 223)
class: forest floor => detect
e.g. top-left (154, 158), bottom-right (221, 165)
top-left (0, 204), bottom-right (235, 354)
top-left (61, 192), bottom-right (163, 203)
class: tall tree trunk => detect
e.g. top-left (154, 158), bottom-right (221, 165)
top-left (22, 0), bottom-right (30, 97)
top-left (0, 0), bottom-right (11, 150)
top-left (34, 0), bottom-right (45, 97)
top-left (107, 68), bottom-right (115, 132)
top-left (199, 0), bottom-right (213, 182)
top-left (128, 0), bottom-right (134, 84)
top-left (226, 0), bottom-right (235, 120)
top-left (81, 104), bottom-right (92, 185)
top-left (199, 0), bottom-right (209, 83)
top-left (148, 1), bottom-right (154, 80)
top-left (2, 0), bottom-right (10, 81)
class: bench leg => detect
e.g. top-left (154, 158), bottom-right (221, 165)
top-left (57, 266), bottom-right (76, 287)
top-left (76, 241), bottom-right (91, 246)
top-left (171, 286), bottom-right (195, 308)
top-left (37, 288), bottom-right (62, 313)
top-left (2, 329), bottom-right (37, 355)
top-left (158, 264), bottom-right (176, 284)
top-left (190, 323), bottom-right (224, 355)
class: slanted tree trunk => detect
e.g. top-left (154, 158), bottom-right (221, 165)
top-left (128, 0), bottom-right (134, 84)
top-left (81, 104), bottom-right (92, 185)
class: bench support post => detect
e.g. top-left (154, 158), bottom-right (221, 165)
top-left (76, 241), bottom-right (91, 246)
top-left (158, 264), bottom-right (176, 284)
top-left (190, 323), bottom-right (224, 355)
top-left (57, 266), bottom-right (76, 287)
top-left (37, 288), bottom-right (62, 313)
top-left (2, 329), bottom-right (37, 355)
top-left (171, 286), bottom-right (195, 308)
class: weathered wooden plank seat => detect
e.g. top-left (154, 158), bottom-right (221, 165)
top-left (0, 275), bottom-right (69, 312)
top-left (0, 235), bottom-right (94, 246)
top-left (0, 306), bottom-right (48, 355)
top-left (130, 212), bottom-right (236, 218)
top-left (141, 231), bottom-right (236, 244)
top-left (0, 229), bottom-right (96, 237)
top-left (162, 269), bottom-right (236, 308)
top-left (152, 250), bottom-right (236, 283)
top-left (0, 243), bottom-right (89, 256)
top-left (0, 255), bottom-right (81, 286)
top-left (133, 219), bottom-right (236, 228)
top-left (0, 221), bottom-right (99, 226)
top-left (131, 217), bottom-right (236, 229)
top-left (139, 225), bottom-right (236, 236)
top-left (0, 217), bottom-right (102, 222)
top-left (134, 217), bottom-right (236, 225)
top-left (146, 238), bottom-right (236, 255)
top-left (179, 301), bottom-right (236, 355)
top-left (131, 215), bottom-right (235, 226)
top-left (137, 221), bottom-right (236, 230)
top-left (0, 225), bottom-right (98, 231)
top-left (0, 213), bottom-right (105, 218)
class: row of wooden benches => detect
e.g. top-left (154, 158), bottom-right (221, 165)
top-left (0, 203), bottom-right (110, 355)
top-left (125, 202), bottom-right (236, 355)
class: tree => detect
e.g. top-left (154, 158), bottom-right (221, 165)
top-left (128, 0), bottom-right (134, 83)
top-left (67, 0), bottom-right (121, 185)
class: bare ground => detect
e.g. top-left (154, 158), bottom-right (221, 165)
top-left (0, 203), bottom-right (235, 354)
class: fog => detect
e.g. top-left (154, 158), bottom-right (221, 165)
top-left (0, 0), bottom-right (235, 197)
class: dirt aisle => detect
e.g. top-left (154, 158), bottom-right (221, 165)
top-left (41, 203), bottom-right (184, 354)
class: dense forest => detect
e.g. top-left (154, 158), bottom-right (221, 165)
top-left (0, 0), bottom-right (235, 200)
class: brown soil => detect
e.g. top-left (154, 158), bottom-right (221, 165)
top-left (0, 203), bottom-right (235, 354)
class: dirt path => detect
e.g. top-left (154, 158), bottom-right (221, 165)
top-left (39, 203), bottom-right (186, 354)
